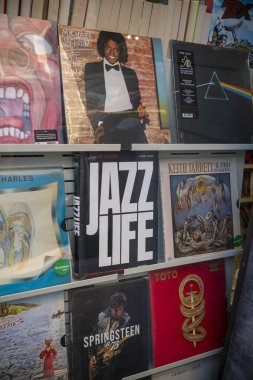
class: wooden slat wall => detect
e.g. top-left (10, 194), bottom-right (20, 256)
top-left (3, 0), bottom-right (212, 56)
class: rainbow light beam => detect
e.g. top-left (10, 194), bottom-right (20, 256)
top-left (220, 82), bottom-right (252, 100)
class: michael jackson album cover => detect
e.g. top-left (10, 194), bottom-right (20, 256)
top-left (0, 14), bottom-right (64, 144)
top-left (0, 291), bottom-right (68, 379)
top-left (69, 277), bottom-right (152, 380)
top-left (0, 167), bottom-right (71, 296)
top-left (149, 259), bottom-right (228, 367)
top-left (169, 39), bottom-right (253, 143)
top-left (159, 155), bottom-right (240, 260)
top-left (58, 25), bottom-right (170, 148)
top-left (73, 151), bottom-right (159, 279)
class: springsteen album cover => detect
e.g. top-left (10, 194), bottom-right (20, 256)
top-left (69, 277), bottom-right (152, 380)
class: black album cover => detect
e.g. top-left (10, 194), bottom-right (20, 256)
top-left (73, 151), bottom-right (158, 279)
top-left (69, 277), bottom-right (152, 380)
top-left (170, 40), bottom-right (253, 144)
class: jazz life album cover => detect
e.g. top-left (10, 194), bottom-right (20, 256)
top-left (0, 168), bottom-right (71, 296)
top-left (149, 259), bottom-right (228, 367)
top-left (0, 291), bottom-right (68, 380)
top-left (73, 150), bottom-right (159, 279)
top-left (208, 0), bottom-right (253, 68)
top-left (0, 14), bottom-right (64, 144)
top-left (169, 39), bottom-right (253, 144)
top-left (69, 277), bottom-right (151, 380)
top-left (58, 25), bottom-right (170, 148)
top-left (159, 156), bottom-right (240, 260)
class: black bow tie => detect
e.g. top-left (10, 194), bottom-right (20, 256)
top-left (105, 64), bottom-right (120, 72)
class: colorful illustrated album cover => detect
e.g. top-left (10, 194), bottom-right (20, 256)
top-left (0, 168), bottom-right (71, 296)
top-left (0, 14), bottom-right (64, 144)
top-left (73, 151), bottom-right (159, 279)
top-left (0, 291), bottom-right (68, 379)
top-left (149, 259), bottom-right (228, 367)
top-left (170, 39), bottom-right (253, 143)
top-left (58, 25), bottom-right (170, 147)
top-left (159, 156), bottom-right (240, 260)
top-left (69, 277), bottom-right (152, 380)
top-left (208, 0), bottom-right (253, 68)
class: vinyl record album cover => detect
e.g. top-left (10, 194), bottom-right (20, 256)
top-left (0, 168), bottom-right (71, 296)
top-left (69, 277), bottom-right (151, 380)
top-left (150, 259), bottom-right (228, 367)
top-left (159, 156), bottom-right (240, 259)
top-left (170, 39), bottom-right (253, 143)
top-left (0, 291), bottom-right (68, 379)
top-left (58, 26), bottom-right (170, 147)
top-left (0, 14), bottom-right (64, 144)
top-left (73, 151), bottom-right (158, 279)
top-left (208, 0), bottom-right (253, 68)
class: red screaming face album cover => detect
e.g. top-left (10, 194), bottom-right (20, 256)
top-left (149, 259), bottom-right (228, 367)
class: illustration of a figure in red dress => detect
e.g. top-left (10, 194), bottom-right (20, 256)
top-left (39, 338), bottom-right (57, 377)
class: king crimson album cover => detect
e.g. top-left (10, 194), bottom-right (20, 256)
top-left (0, 167), bottom-right (71, 296)
top-left (169, 39), bottom-right (253, 143)
top-left (69, 277), bottom-right (152, 380)
top-left (58, 25), bottom-right (170, 147)
top-left (159, 155), bottom-right (240, 260)
top-left (0, 291), bottom-right (68, 379)
top-left (73, 151), bottom-right (159, 279)
top-left (149, 259), bottom-right (228, 367)
top-left (0, 14), bottom-right (64, 144)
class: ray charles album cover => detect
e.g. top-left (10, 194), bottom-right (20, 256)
top-left (169, 39), bottom-right (253, 143)
top-left (149, 259), bottom-right (228, 367)
top-left (69, 277), bottom-right (152, 380)
top-left (58, 25), bottom-right (170, 147)
top-left (0, 167), bottom-right (71, 296)
top-left (0, 291), bottom-right (68, 380)
top-left (0, 14), bottom-right (64, 144)
top-left (73, 151), bottom-right (158, 279)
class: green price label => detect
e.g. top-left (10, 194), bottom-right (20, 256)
top-left (234, 235), bottom-right (242, 247)
top-left (55, 259), bottom-right (70, 276)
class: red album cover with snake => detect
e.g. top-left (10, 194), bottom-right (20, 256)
top-left (149, 259), bottom-right (228, 367)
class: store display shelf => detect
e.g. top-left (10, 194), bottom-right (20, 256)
top-left (123, 248), bottom-right (242, 277)
top-left (1, 248), bottom-right (242, 303)
top-left (0, 143), bottom-right (252, 154)
top-left (122, 348), bottom-right (223, 379)
top-left (241, 197), bottom-right (253, 203)
top-left (0, 274), bottom-right (118, 303)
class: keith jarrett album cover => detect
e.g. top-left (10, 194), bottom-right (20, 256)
top-left (0, 291), bottom-right (68, 380)
top-left (0, 14), bottom-right (64, 144)
top-left (58, 26), bottom-right (170, 147)
top-left (69, 277), bottom-right (151, 380)
top-left (73, 151), bottom-right (159, 279)
top-left (0, 168), bottom-right (71, 296)
top-left (159, 156), bottom-right (240, 260)
top-left (170, 39), bottom-right (253, 143)
top-left (150, 259), bottom-right (228, 367)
